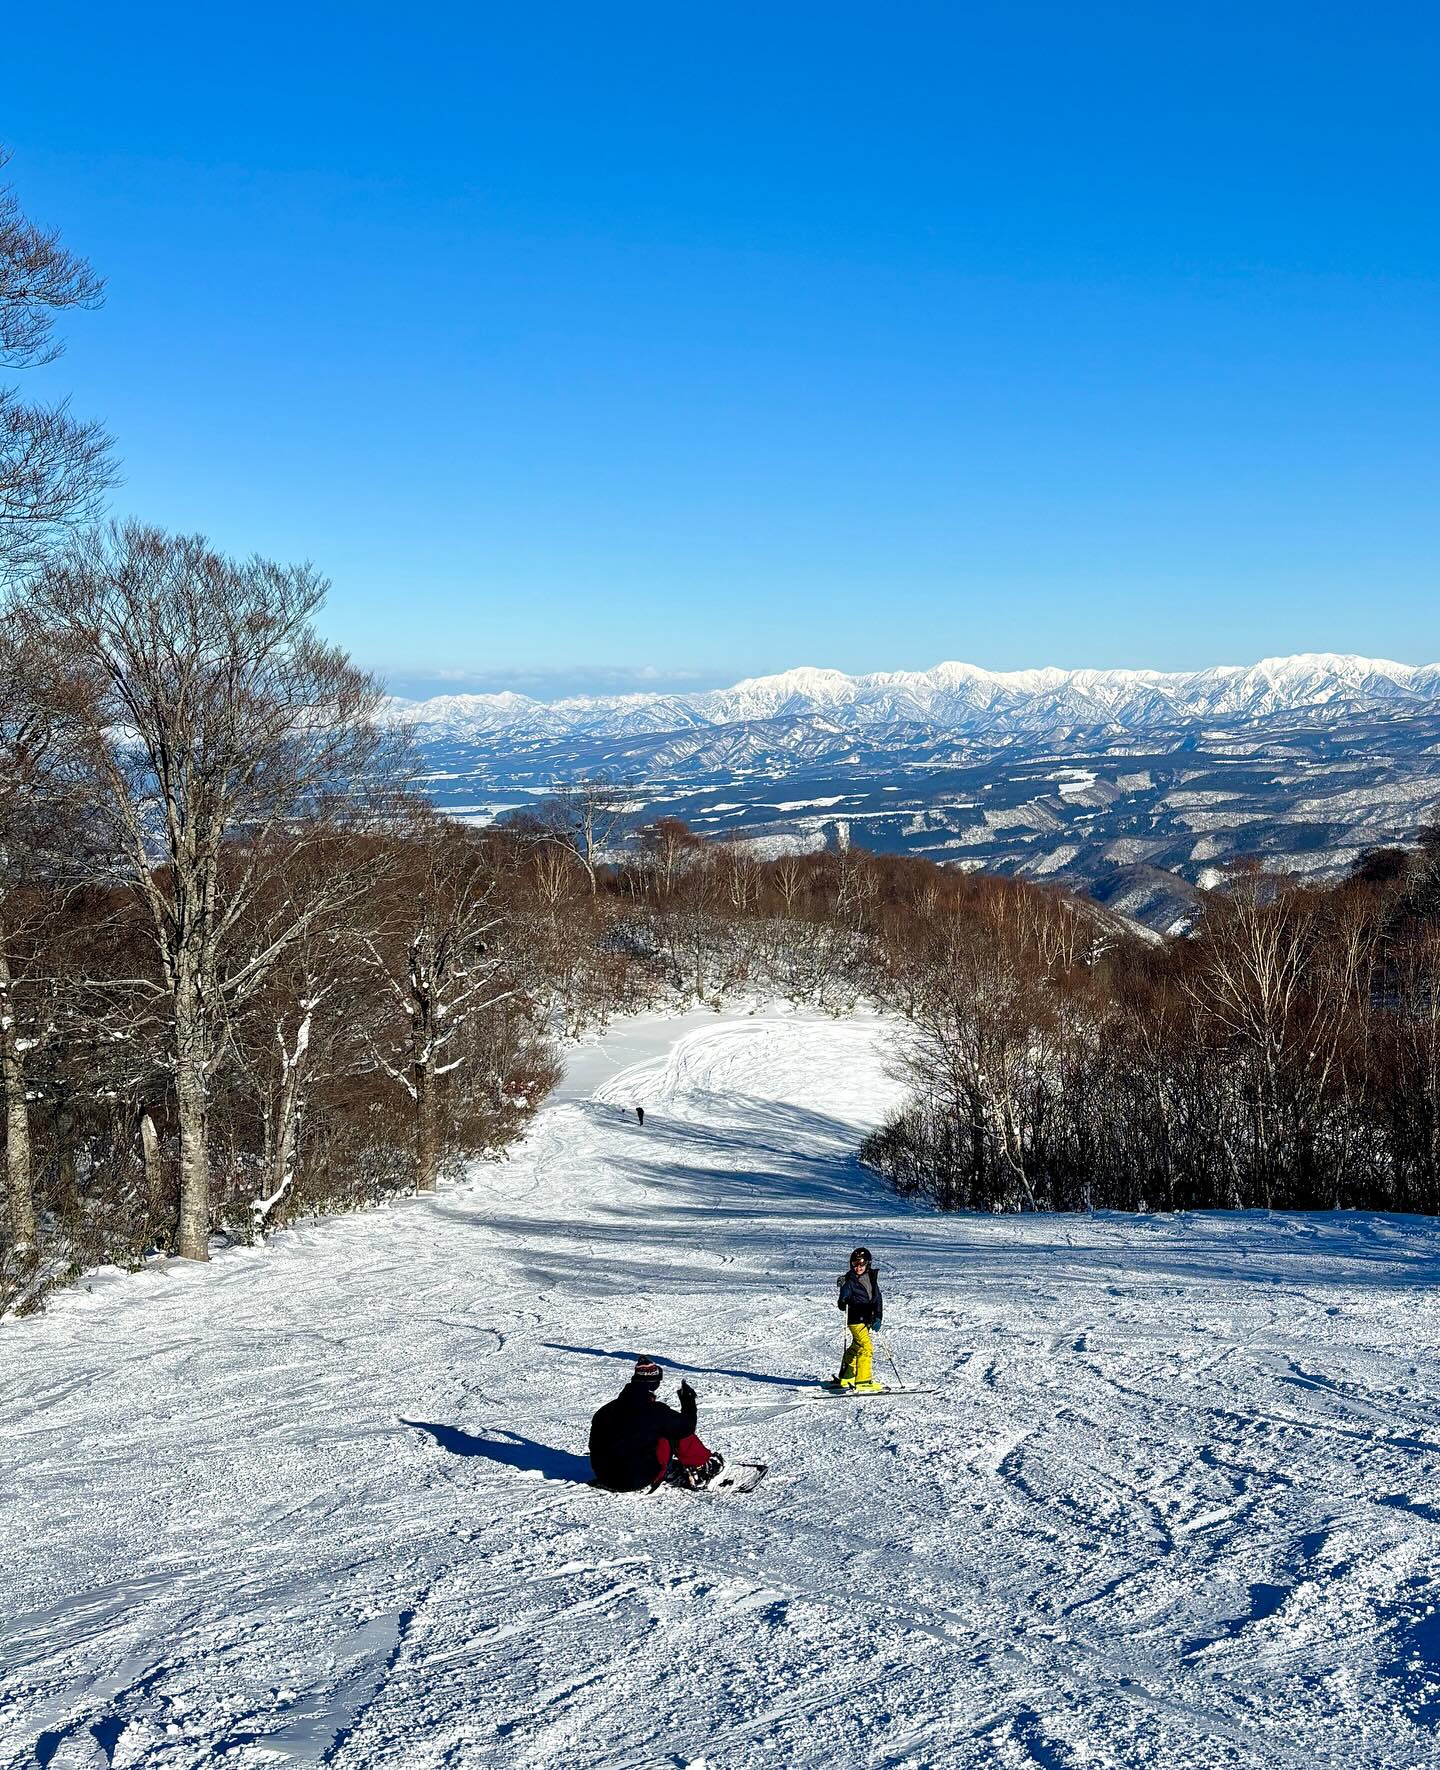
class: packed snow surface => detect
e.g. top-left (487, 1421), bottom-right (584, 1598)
top-left (5, 1012), bottom-right (1440, 1769)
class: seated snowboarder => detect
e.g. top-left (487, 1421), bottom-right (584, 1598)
top-left (835, 1245), bottom-right (883, 1391)
top-left (588, 1356), bottom-right (725, 1492)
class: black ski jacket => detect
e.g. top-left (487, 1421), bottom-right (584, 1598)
top-left (588, 1381), bottom-right (697, 1492)
top-left (837, 1265), bottom-right (883, 1328)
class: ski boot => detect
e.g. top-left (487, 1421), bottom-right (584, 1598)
top-left (682, 1452), bottom-right (725, 1490)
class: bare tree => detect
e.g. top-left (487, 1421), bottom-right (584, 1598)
top-left (832, 844), bottom-right (879, 933)
top-left (229, 836), bottom-right (395, 1235)
top-left (772, 853), bottom-right (805, 917)
top-left (0, 624), bottom-right (97, 1247)
top-left (528, 839), bottom-right (584, 921)
top-left (718, 834), bottom-right (761, 914)
top-left (0, 913), bottom-right (44, 1248)
top-left (0, 628), bottom-right (44, 1244)
top-left (0, 147), bottom-right (114, 585)
top-left (361, 821), bottom-right (518, 1192)
top-left (634, 816), bottom-right (702, 901)
top-left (0, 141), bottom-right (122, 1245)
top-left (17, 523), bottom-right (395, 1259)
top-left (864, 875), bottom-right (1098, 1210)
top-left (1186, 872), bottom-right (1375, 1205)
top-left (532, 775), bottom-right (634, 896)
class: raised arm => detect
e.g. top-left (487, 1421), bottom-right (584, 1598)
top-left (676, 1379), bottom-right (698, 1434)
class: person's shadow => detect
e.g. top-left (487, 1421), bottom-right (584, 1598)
top-left (543, 1342), bottom-right (826, 1389)
top-left (400, 1419), bottom-right (592, 1484)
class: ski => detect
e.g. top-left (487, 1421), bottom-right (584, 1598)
top-left (801, 1382), bottom-right (934, 1399)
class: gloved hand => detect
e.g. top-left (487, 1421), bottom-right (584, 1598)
top-left (678, 1379), bottom-right (697, 1406)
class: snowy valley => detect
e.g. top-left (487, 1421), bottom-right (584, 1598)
top-left (394, 655), bottom-right (1440, 925)
top-left (5, 1012), bottom-right (1439, 1769)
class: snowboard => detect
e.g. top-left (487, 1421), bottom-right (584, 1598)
top-left (693, 1460), bottom-right (767, 1496)
top-left (588, 1461), bottom-right (768, 1497)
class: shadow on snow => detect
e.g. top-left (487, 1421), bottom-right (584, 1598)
top-left (399, 1418), bottom-right (592, 1484)
top-left (542, 1342), bottom-right (827, 1390)
top-left (483, 1084), bottom-right (1440, 1298)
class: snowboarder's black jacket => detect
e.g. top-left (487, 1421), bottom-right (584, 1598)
top-left (589, 1380), bottom-right (697, 1492)
top-left (837, 1265), bottom-right (883, 1328)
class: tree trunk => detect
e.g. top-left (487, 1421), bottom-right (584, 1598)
top-left (270, 1091), bottom-right (300, 1210)
top-left (140, 1110), bottom-right (162, 1213)
top-left (52, 1101), bottom-right (78, 1213)
top-left (0, 930), bottom-right (35, 1248)
top-left (253, 1093), bottom-right (304, 1238)
top-left (257, 1042), bottom-right (309, 1232)
top-left (415, 1059), bottom-right (439, 1191)
top-left (174, 978), bottom-right (211, 1260)
top-left (1, 960), bottom-right (35, 1248)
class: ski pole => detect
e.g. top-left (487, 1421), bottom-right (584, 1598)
top-left (879, 1333), bottom-right (905, 1389)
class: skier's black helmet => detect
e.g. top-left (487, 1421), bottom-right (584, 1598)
top-left (849, 1246), bottom-right (872, 1266)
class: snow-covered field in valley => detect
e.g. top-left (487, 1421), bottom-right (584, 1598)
top-left (5, 1011), bottom-right (1440, 1770)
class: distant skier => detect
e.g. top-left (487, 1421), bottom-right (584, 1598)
top-left (835, 1246), bottom-right (883, 1391)
top-left (636, 1105), bottom-right (645, 1127)
top-left (588, 1357), bottom-right (724, 1492)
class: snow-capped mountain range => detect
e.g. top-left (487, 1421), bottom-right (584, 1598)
top-left (392, 653), bottom-right (1440, 742)
top-left (397, 652), bottom-right (1440, 927)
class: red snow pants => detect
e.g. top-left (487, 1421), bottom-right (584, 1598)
top-left (654, 1433), bottom-right (712, 1483)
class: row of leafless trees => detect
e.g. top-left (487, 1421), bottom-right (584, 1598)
top-left (0, 524), bottom-right (602, 1305)
top-left (515, 801), bottom-right (1440, 1223)
top-left (859, 840), bottom-right (1440, 1217)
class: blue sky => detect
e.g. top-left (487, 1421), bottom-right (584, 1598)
top-left (8, 3), bottom-right (1439, 697)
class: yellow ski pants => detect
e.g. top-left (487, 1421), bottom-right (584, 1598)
top-left (839, 1323), bottom-right (874, 1385)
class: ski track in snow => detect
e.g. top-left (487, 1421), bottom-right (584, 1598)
top-left (4, 1009), bottom-right (1440, 1769)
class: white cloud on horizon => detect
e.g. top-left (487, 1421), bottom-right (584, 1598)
top-left (379, 662), bottom-right (726, 701)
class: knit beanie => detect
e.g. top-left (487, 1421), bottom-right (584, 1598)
top-left (631, 1357), bottom-right (663, 1390)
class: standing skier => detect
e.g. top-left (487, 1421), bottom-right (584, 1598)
top-left (588, 1357), bottom-right (724, 1492)
top-left (835, 1246), bottom-right (883, 1390)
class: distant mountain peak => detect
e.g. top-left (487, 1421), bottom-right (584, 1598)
top-left (731, 665), bottom-right (856, 694)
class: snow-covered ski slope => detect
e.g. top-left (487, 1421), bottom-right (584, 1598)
top-left (5, 1011), bottom-right (1440, 1769)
